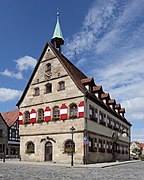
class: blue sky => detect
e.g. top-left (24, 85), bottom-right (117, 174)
top-left (0, 0), bottom-right (144, 142)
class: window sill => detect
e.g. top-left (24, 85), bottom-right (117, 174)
top-left (33, 94), bottom-right (40, 97)
top-left (57, 88), bottom-right (65, 91)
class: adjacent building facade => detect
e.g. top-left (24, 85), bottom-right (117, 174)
top-left (17, 13), bottom-right (131, 164)
top-left (1, 109), bottom-right (20, 157)
top-left (0, 114), bottom-right (8, 159)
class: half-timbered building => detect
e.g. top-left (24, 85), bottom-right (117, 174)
top-left (1, 109), bottom-right (20, 157)
top-left (0, 114), bottom-right (8, 159)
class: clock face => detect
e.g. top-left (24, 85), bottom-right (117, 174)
top-left (44, 71), bottom-right (52, 80)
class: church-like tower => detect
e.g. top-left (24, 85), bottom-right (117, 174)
top-left (51, 10), bottom-right (65, 52)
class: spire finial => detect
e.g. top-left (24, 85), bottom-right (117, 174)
top-left (51, 9), bottom-right (64, 52)
top-left (57, 9), bottom-right (59, 16)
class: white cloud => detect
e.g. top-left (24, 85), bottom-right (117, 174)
top-left (91, 50), bottom-right (144, 124)
top-left (122, 98), bottom-right (144, 113)
top-left (76, 58), bottom-right (87, 68)
top-left (0, 55), bottom-right (37, 80)
top-left (131, 113), bottom-right (144, 120)
top-left (15, 55), bottom-right (37, 71)
top-left (0, 88), bottom-right (22, 102)
top-left (0, 69), bottom-right (23, 79)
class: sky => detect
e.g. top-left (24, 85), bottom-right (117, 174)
top-left (0, 0), bottom-right (143, 142)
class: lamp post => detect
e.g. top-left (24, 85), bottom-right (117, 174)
top-left (70, 126), bottom-right (76, 166)
top-left (2, 130), bottom-right (8, 163)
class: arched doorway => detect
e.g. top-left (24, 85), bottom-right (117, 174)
top-left (45, 141), bottom-right (52, 161)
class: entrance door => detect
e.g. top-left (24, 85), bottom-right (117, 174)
top-left (45, 142), bottom-right (52, 161)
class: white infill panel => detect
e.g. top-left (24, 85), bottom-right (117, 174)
top-left (78, 106), bottom-right (84, 112)
top-left (30, 113), bottom-right (36, 119)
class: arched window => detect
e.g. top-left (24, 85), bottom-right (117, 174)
top-left (23, 111), bottom-right (30, 124)
top-left (25, 141), bottom-right (35, 154)
top-left (53, 106), bottom-right (60, 120)
top-left (64, 140), bottom-right (75, 153)
top-left (45, 83), bottom-right (52, 93)
top-left (58, 81), bottom-right (65, 91)
top-left (37, 109), bottom-right (44, 122)
top-left (34, 87), bottom-right (40, 96)
top-left (69, 103), bottom-right (78, 119)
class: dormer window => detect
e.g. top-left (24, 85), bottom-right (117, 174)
top-left (58, 81), bottom-right (65, 91)
top-left (34, 87), bottom-right (40, 96)
top-left (45, 83), bottom-right (52, 93)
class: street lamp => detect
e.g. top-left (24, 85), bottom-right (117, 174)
top-left (70, 126), bottom-right (76, 166)
top-left (2, 130), bottom-right (8, 163)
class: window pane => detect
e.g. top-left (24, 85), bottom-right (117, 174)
top-left (70, 104), bottom-right (77, 118)
top-left (58, 81), bottom-right (65, 90)
top-left (34, 87), bottom-right (40, 96)
top-left (53, 107), bottom-right (60, 120)
top-left (45, 84), bottom-right (52, 93)
top-left (38, 109), bottom-right (44, 121)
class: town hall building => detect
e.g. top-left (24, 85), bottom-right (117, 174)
top-left (17, 12), bottom-right (131, 164)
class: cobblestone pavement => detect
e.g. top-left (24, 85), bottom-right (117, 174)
top-left (0, 161), bottom-right (144, 180)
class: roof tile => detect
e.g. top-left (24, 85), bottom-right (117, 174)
top-left (1, 109), bottom-right (19, 127)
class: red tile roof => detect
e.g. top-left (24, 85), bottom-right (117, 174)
top-left (81, 78), bottom-right (95, 85)
top-left (114, 104), bottom-right (121, 109)
top-left (119, 108), bottom-right (125, 113)
top-left (101, 93), bottom-right (110, 99)
top-left (108, 99), bottom-right (116, 105)
top-left (92, 85), bottom-right (103, 92)
top-left (1, 109), bottom-right (19, 127)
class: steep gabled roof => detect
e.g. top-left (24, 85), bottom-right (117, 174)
top-left (16, 42), bottom-right (131, 126)
top-left (17, 42), bottom-right (87, 106)
top-left (1, 109), bottom-right (19, 127)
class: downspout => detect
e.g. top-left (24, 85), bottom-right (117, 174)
top-left (129, 126), bottom-right (131, 160)
top-left (83, 91), bottom-right (88, 164)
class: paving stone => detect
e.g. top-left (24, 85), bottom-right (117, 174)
top-left (0, 161), bottom-right (143, 180)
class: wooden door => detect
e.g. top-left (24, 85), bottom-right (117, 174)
top-left (45, 142), bottom-right (52, 161)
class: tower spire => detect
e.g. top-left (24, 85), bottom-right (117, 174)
top-left (51, 9), bottom-right (64, 52)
